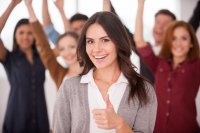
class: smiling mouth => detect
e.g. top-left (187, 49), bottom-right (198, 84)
top-left (94, 55), bottom-right (107, 59)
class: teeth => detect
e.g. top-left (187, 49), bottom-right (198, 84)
top-left (174, 48), bottom-right (182, 52)
top-left (94, 55), bottom-right (106, 59)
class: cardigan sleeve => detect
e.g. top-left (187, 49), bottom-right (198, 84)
top-left (53, 81), bottom-right (71, 133)
top-left (133, 82), bottom-right (157, 133)
top-left (137, 44), bottom-right (160, 74)
top-left (30, 21), bottom-right (67, 88)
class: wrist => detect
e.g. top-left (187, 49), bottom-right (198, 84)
top-left (58, 8), bottom-right (65, 13)
top-left (116, 116), bottom-right (125, 130)
top-left (10, 2), bottom-right (17, 7)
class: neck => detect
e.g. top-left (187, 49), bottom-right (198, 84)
top-left (155, 41), bottom-right (162, 46)
top-left (20, 47), bottom-right (34, 64)
top-left (173, 56), bottom-right (186, 68)
top-left (20, 47), bottom-right (32, 55)
top-left (67, 62), bottom-right (83, 77)
top-left (94, 65), bottom-right (121, 84)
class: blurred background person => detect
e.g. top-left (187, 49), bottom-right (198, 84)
top-left (25, 0), bottom-right (83, 88)
top-left (134, 0), bottom-right (200, 132)
top-left (0, 0), bottom-right (49, 132)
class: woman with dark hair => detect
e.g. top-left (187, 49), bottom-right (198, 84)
top-left (24, 0), bottom-right (83, 88)
top-left (0, 1), bottom-right (49, 132)
top-left (134, 0), bottom-right (200, 132)
top-left (53, 11), bottom-right (157, 133)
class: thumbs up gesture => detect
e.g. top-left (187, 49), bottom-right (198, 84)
top-left (92, 95), bottom-right (124, 130)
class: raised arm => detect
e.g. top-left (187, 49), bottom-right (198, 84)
top-left (54, 0), bottom-right (70, 32)
top-left (42, 0), bottom-right (60, 45)
top-left (134, 0), bottom-right (146, 48)
top-left (0, 0), bottom-right (22, 32)
top-left (134, 0), bottom-right (160, 74)
top-left (103, 0), bottom-right (111, 12)
top-left (188, 0), bottom-right (200, 32)
top-left (0, 0), bottom-right (21, 61)
top-left (42, 0), bottom-right (52, 27)
top-left (24, 0), bottom-right (67, 88)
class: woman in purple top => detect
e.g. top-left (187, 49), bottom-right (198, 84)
top-left (134, 0), bottom-right (200, 133)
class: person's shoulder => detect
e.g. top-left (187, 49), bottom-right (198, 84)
top-left (143, 80), bottom-right (157, 102)
top-left (62, 76), bottom-right (81, 87)
top-left (143, 80), bottom-right (154, 92)
top-left (60, 76), bottom-right (85, 93)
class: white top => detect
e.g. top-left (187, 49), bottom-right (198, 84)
top-left (130, 51), bottom-right (140, 73)
top-left (152, 44), bottom-right (161, 56)
top-left (80, 69), bottom-right (128, 133)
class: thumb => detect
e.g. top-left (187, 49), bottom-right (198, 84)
top-left (105, 94), bottom-right (113, 109)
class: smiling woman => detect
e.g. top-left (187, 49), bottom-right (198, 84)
top-left (53, 11), bottom-right (157, 133)
top-left (86, 23), bottom-right (118, 70)
top-left (0, 1), bottom-right (49, 132)
top-left (135, 0), bottom-right (200, 132)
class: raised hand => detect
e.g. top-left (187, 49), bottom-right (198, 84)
top-left (54, 0), bottom-right (64, 11)
top-left (24, 0), bottom-right (37, 22)
top-left (92, 95), bottom-right (124, 129)
top-left (54, 0), bottom-right (70, 31)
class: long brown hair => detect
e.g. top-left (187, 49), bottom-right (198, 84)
top-left (77, 11), bottom-right (150, 105)
top-left (12, 18), bottom-right (36, 52)
top-left (160, 21), bottom-right (200, 60)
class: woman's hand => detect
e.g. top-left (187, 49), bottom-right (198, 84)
top-left (92, 95), bottom-right (124, 129)
top-left (54, 0), bottom-right (64, 12)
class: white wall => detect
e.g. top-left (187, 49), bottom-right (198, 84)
top-left (181, 0), bottom-right (200, 42)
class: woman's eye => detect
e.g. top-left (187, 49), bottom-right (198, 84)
top-left (102, 38), bottom-right (110, 43)
top-left (181, 36), bottom-right (188, 41)
top-left (86, 40), bottom-right (94, 44)
top-left (59, 48), bottom-right (64, 51)
top-left (69, 45), bottom-right (76, 49)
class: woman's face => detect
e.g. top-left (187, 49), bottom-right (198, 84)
top-left (15, 24), bottom-right (34, 50)
top-left (171, 26), bottom-right (193, 61)
top-left (86, 23), bottom-right (118, 70)
top-left (58, 35), bottom-right (78, 65)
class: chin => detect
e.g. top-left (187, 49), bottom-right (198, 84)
top-left (66, 61), bottom-right (77, 66)
top-left (20, 44), bottom-right (32, 48)
top-left (94, 65), bottom-right (107, 69)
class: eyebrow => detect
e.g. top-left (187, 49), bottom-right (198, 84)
top-left (86, 36), bottom-right (109, 40)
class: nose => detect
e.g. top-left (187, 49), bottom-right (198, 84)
top-left (93, 41), bottom-right (102, 52)
top-left (174, 39), bottom-right (181, 46)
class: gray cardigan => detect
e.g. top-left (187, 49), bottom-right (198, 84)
top-left (53, 76), bottom-right (157, 133)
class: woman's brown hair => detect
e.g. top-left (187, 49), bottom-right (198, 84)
top-left (12, 18), bottom-right (36, 52)
top-left (160, 21), bottom-right (200, 60)
top-left (77, 11), bottom-right (150, 105)
top-left (56, 31), bottom-right (79, 45)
